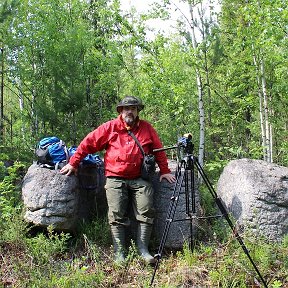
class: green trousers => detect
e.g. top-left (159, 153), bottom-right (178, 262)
top-left (105, 177), bottom-right (155, 225)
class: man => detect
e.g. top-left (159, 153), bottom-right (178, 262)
top-left (60, 95), bottom-right (175, 264)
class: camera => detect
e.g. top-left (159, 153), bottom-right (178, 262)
top-left (177, 133), bottom-right (194, 155)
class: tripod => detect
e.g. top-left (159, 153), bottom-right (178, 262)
top-left (150, 149), bottom-right (268, 287)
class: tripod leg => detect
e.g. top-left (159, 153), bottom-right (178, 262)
top-left (189, 159), bottom-right (197, 252)
top-left (150, 162), bottom-right (186, 286)
top-left (194, 157), bottom-right (268, 288)
top-left (183, 166), bottom-right (194, 251)
top-left (185, 162), bottom-right (197, 252)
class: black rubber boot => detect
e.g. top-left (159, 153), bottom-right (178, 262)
top-left (137, 222), bottom-right (155, 264)
top-left (110, 224), bottom-right (126, 264)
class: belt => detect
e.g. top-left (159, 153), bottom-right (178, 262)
top-left (107, 176), bottom-right (139, 180)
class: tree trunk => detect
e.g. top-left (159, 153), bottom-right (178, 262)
top-left (260, 58), bottom-right (273, 162)
top-left (0, 48), bottom-right (4, 141)
top-left (252, 49), bottom-right (272, 162)
top-left (188, 2), bottom-right (205, 168)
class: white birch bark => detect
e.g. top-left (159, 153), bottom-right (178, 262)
top-left (260, 58), bottom-right (273, 162)
top-left (252, 53), bottom-right (267, 161)
top-left (251, 1), bottom-right (273, 162)
top-left (188, 2), bottom-right (205, 168)
top-left (252, 47), bottom-right (273, 162)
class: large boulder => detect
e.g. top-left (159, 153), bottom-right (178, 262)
top-left (22, 163), bottom-right (106, 231)
top-left (22, 160), bottom-right (202, 249)
top-left (217, 158), bottom-right (288, 242)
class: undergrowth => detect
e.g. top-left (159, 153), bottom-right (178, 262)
top-left (0, 160), bottom-right (287, 287)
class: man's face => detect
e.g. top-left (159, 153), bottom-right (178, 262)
top-left (121, 105), bottom-right (138, 126)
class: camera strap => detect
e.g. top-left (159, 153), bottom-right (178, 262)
top-left (127, 130), bottom-right (145, 156)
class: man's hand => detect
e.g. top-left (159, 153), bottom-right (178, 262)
top-left (159, 173), bottom-right (176, 183)
top-left (60, 163), bottom-right (77, 176)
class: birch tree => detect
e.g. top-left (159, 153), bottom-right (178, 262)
top-left (0, 0), bottom-right (19, 143)
top-left (187, 1), bottom-right (205, 168)
top-left (253, 53), bottom-right (272, 162)
top-left (179, 0), bottom-right (219, 168)
top-left (5, 0), bottom-right (128, 145)
top-left (153, 0), bottom-right (219, 168)
top-left (218, 0), bottom-right (287, 164)
top-left (238, 0), bottom-right (287, 163)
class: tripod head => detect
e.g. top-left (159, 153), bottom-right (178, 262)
top-left (153, 133), bottom-right (194, 158)
top-left (177, 133), bottom-right (194, 156)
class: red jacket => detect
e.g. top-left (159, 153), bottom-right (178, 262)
top-left (69, 115), bottom-right (171, 179)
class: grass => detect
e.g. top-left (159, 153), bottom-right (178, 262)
top-left (0, 161), bottom-right (287, 287)
top-left (0, 214), bottom-right (287, 287)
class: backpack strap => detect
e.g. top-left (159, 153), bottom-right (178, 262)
top-left (127, 130), bottom-right (145, 156)
top-left (53, 141), bottom-right (69, 170)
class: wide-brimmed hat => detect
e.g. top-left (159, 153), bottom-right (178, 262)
top-left (116, 96), bottom-right (144, 113)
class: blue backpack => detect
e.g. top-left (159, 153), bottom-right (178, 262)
top-left (68, 146), bottom-right (103, 166)
top-left (36, 136), bottom-right (69, 169)
top-left (68, 146), bottom-right (104, 190)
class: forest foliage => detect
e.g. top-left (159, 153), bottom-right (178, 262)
top-left (0, 1), bottom-right (288, 287)
top-left (0, 0), bottom-right (287, 169)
